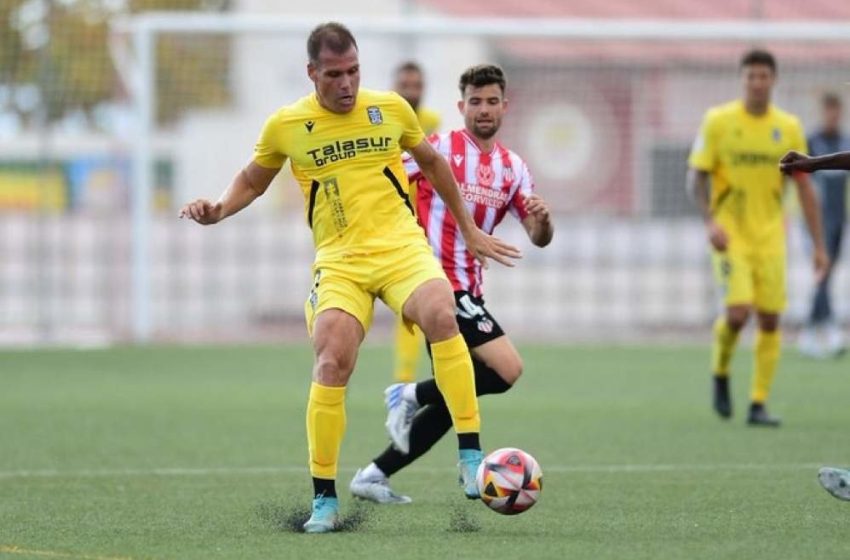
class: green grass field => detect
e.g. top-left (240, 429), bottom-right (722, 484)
top-left (1, 344), bottom-right (849, 560)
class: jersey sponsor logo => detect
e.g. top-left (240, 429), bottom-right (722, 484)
top-left (452, 154), bottom-right (464, 167)
top-left (729, 151), bottom-right (778, 167)
top-left (305, 121), bottom-right (315, 132)
top-left (306, 136), bottom-right (393, 167)
top-left (367, 106), bottom-right (383, 125)
top-left (476, 163), bottom-right (494, 187)
top-left (459, 182), bottom-right (511, 209)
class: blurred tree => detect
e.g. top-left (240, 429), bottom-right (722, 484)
top-left (0, 0), bottom-right (231, 130)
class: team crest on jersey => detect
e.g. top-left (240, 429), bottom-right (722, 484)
top-left (772, 127), bottom-right (782, 142)
top-left (367, 106), bottom-right (383, 125)
top-left (477, 318), bottom-right (494, 333)
top-left (476, 163), bottom-right (494, 187)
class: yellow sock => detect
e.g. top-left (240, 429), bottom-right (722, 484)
top-left (751, 329), bottom-right (781, 403)
top-left (431, 334), bottom-right (480, 433)
top-left (712, 316), bottom-right (740, 377)
top-left (306, 382), bottom-right (346, 480)
top-left (394, 319), bottom-right (422, 382)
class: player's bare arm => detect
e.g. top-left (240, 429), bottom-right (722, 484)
top-left (792, 172), bottom-right (831, 282)
top-left (521, 194), bottom-right (554, 247)
top-left (687, 167), bottom-right (728, 252)
top-left (179, 161), bottom-right (280, 225)
top-left (408, 138), bottom-right (521, 268)
top-left (780, 150), bottom-right (850, 173)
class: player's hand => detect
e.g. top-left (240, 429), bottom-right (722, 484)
top-left (524, 194), bottom-right (551, 224)
top-left (813, 247), bottom-right (831, 284)
top-left (779, 151), bottom-right (812, 175)
top-left (465, 227), bottom-right (522, 269)
top-left (706, 220), bottom-right (729, 252)
top-left (179, 199), bottom-right (224, 225)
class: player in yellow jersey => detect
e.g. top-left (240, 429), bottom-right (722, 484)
top-left (688, 49), bottom-right (828, 427)
top-left (391, 61), bottom-right (441, 383)
top-left (179, 22), bottom-right (521, 533)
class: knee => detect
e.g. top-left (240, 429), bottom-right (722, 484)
top-left (423, 304), bottom-right (459, 342)
top-left (758, 314), bottom-right (780, 332)
top-left (314, 351), bottom-right (355, 386)
top-left (726, 308), bottom-right (750, 332)
top-left (498, 357), bottom-right (523, 387)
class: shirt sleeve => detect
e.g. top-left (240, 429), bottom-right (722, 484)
top-left (393, 92), bottom-right (426, 151)
top-left (509, 159), bottom-right (535, 221)
top-left (688, 110), bottom-right (719, 172)
top-left (252, 111), bottom-right (288, 169)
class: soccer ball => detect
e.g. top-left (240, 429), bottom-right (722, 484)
top-left (476, 447), bottom-right (542, 515)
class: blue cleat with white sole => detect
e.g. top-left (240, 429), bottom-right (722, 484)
top-left (458, 448), bottom-right (484, 499)
top-left (302, 495), bottom-right (340, 533)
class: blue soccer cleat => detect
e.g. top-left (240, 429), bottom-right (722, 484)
top-left (302, 495), bottom-right (340, 534)
top-left (458, 448), bottom-right (484, 499)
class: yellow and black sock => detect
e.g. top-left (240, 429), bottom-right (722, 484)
top-left (306, 382), bottom-right (346, 497)
top-left (751, 329), bottom-right (781, 404)
top-left (430, 334), bottom-right (480, 448)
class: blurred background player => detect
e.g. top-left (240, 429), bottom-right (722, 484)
top-left (797, 92), bottom-right (849, 359)
top-left (350, 64), bottom-right (554, 503)
top-left (687, 49), bottom-right (828, 427)
top-left (179, 23), bottom-right (523, 533)
top-left (392, 61), bottom-right (442, 383)
top-left (780, 145), bottom-right (850, 502)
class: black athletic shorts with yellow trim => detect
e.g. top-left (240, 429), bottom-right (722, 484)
top-left (453, 291), bottom-right (505, 349)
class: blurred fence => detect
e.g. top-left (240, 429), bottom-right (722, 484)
top-left (2, 12), bottom-right (850, 344)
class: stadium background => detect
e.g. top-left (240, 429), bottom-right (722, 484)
top-left (2, 0), bottom-right (849, 346)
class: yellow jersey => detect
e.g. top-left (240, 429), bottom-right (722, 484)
top-left (253, 89), bottom-right (426, 260)
top-left (689, 100), bottom-right (807, 254)
top-left (416, 107), bottom-right (441, 136)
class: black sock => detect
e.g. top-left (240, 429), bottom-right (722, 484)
top-left (415, 357), bottom-right (514, 406)
top-left (374, 402), bottom-right (454, 477)
top-left (312, 477), bottom-right (336, 498)
top-left (457, 432), bottom-right (480, 450)
top-left (473, 359), bottom-right (513, 394)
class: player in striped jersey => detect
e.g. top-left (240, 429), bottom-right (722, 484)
top-left (350, 64), bottom-right (554, 503)
top-left (780, 147), bottom-right (850, 501)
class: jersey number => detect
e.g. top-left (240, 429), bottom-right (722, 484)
top-left (457, 294), bottom-right (485, 320)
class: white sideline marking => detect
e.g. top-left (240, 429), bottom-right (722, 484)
top-left (0, 463), bottom-right (825, 480)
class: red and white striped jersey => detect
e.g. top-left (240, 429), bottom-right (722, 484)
top-left (404, 129), bottom-right (535, 297)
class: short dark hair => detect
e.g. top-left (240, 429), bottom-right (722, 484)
top-left (822, 92), bottom-right (842, 108)
top-left (458, 64), bottom-right (506, 95)
top-left (307, 22), bottom-right (358, 65)
top-left (396, 61), bottom-right (423, 75)
top-left (740, 49), bottom-right (777, 74)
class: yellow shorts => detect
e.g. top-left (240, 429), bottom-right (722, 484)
top-left (305, 238), bottom-right (446, 336)
top-left (711, 251), bottom-right (786, 313)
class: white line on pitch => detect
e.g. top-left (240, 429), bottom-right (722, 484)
top-left (0, 462), bottom-right (827, 480)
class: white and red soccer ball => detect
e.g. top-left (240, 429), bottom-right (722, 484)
top-left (475, 447), bottom-right (543, 515)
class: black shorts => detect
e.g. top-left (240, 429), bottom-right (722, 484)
top-left (453, 291), bottom-right (505, 349)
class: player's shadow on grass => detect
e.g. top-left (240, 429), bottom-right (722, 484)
top-left (256, 500), bottom-right (373, 533)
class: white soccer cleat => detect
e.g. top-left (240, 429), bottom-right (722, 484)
top-left (349, 468), bottom-right (412, 504)
top-left (818, 467), bottom-right (850, 501)
top-left (384, 383), bottom-right (419, 455)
